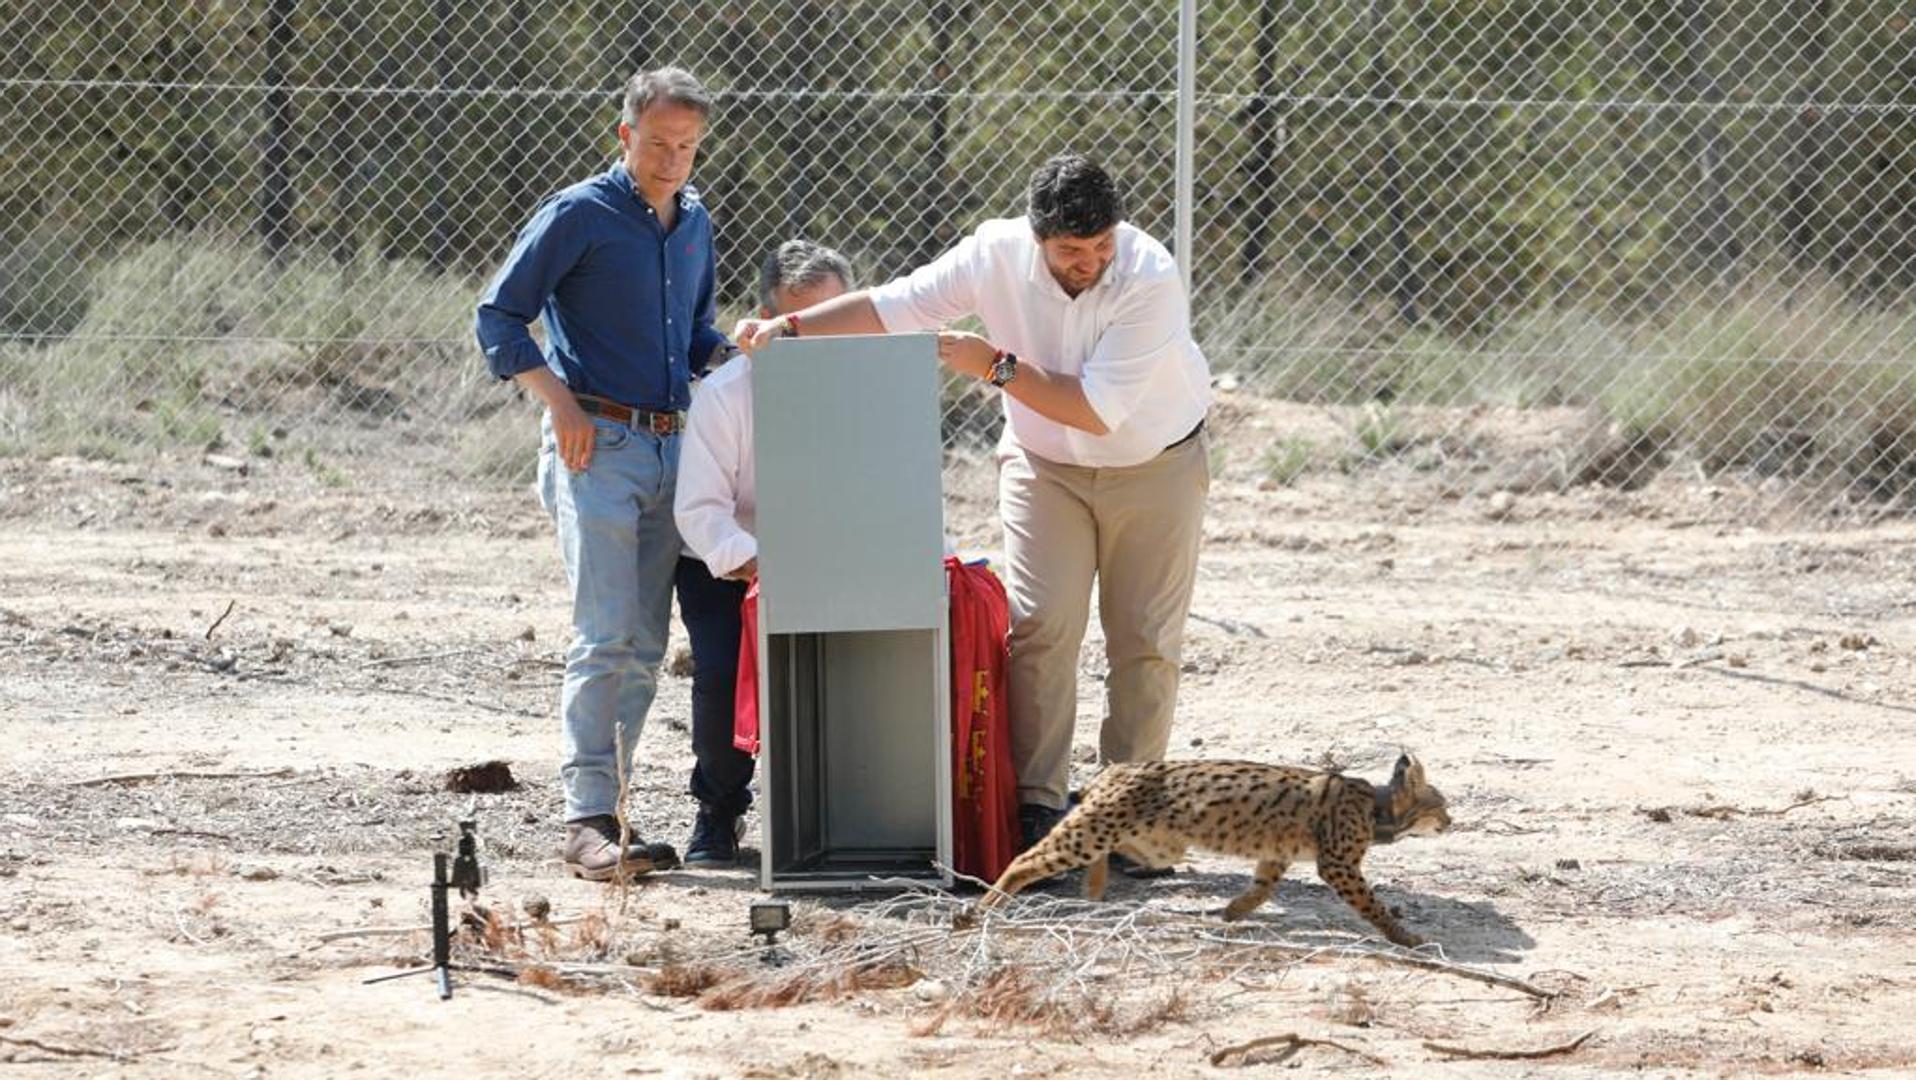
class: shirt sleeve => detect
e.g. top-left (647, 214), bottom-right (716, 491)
top-left (867, 232), bottom-right (985, 333)
top-left (688, 223), bottom-right (730, 376)
top-left (673, 377), bottom-right (757, 578)
top-left (1078, 274), bottom-right (1191, 434)
top-left (474, 196), bottom-right (590, 381)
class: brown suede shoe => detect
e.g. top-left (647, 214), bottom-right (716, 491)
top-left (564, 815), bottom-right (661, 881)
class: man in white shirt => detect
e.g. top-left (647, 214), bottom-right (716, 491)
top-left (673, 240), bottom-right (855, 867)
top-left (734, 154), bottom-right (1211, 869)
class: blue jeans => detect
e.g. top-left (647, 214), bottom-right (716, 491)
top-left (674, 556), bottom-right (754, 816)
top-left (537, 412), bottom-right (681, 822)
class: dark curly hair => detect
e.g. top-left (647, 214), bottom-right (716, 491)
top-left (1026, 153), bottom-right (1125, 239)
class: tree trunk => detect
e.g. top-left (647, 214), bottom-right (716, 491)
top-left (258, 0), bottom-right (297, 264)
top-left (1781, 0), bottom-right (1832, 279)
top-left (1238, 0), bottom-right (1292, 285)
top-left (1678, 0), bottom-right (1737, 279)
top-left (1368, 0), bottom-right (1416, 325)
top-left (426, 0), bottom-right (454, 274)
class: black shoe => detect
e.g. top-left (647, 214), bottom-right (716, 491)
top-left (1017, 803), bottom-right (1066, 853)
top-left (1110, 852), bottom-right (1175, 879)
top-left (685, 807), bottom-right (743, 868)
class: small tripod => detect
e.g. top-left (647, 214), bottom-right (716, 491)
top-left (430, 818), bottom-right (486, 999)
top-left (364, 816), bottom-right (486, 999)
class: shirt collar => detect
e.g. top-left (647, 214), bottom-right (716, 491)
top-left (609, 162), bottom-right (687, 215)
top-left (1023, 218), bottom-right (1121, 301)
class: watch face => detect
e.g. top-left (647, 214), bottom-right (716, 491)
top-left (991, 355), bottom-right (1017, 386)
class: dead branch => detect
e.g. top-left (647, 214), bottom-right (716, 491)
top-left (358, 648), bottom-right (482, 670)
top-left (1423, 1029), bottom-right (1596, 1060)
top-left (203, 599), bottom-right (236, 640)
top-left (316, 914), bottom-right (587, 944)
top-left (1211, 1032), bottom-right (1387, 1068)
top-left (1167, 924), bottom-right (1562, 1001)
top-left (0, 1033), bottom-right (172, 1061)
top-left (1748, 794), bottom-right (1846, 816)
top-left (70, 767), bottom-right (295, 788)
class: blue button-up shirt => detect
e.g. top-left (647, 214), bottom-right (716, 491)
top-left (475, 164), bottom-right (727, 411)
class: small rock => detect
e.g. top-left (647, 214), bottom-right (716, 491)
top-left (1839, 633), bottom-right (1876, 651)
top-left (1809, 661), bottom-right (1828, 673)
top-left (1189, 736), bottom-right (1204, 748)
top-left (522, 895), bottom-right (552, 921)
top-left (662, 917), bottom-right (681, 931)
top-left (1485, 491), bottom-right (1516, 520)
top-left (1643, 807), bottom-right (1673, 823)
top-left (235, 865), bottom-right (279, 882)
top-left (204, 454), bottom-right (249, 474)
top-left (1555, 858), bottom-right (1582, 871)
top-left (516, 626), bottom-right (537, 643)
top-left (1728, 653), bottom-right (1749, 669)
top-left (208, 523), bottom-right (228, 539)
top-left (913, 978), bottom-right (950, 1004)
top-left (328, 622), bottom-right (353, 637)
top-left (1673, 627), bottom-right (1703, 649)
top-left (665, 645), bottom-right (695, 678)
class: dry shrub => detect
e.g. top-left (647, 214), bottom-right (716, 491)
top-left (650, 963), bottom-right (730, 998)
top-left (517, 965), bottom-right (575, 993)
top-left (568, 911), bottom-right (613, 955)
top-left (699, 958), bottom-right (921, 1012)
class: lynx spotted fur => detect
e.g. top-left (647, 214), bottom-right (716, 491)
top-left (981, 753), bottom-right (1450, 946)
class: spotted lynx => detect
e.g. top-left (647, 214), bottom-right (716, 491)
top-left (981, 753), bottom-right (1451, 946)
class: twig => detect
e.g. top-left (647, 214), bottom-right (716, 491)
top-left (1616, 657), bottom-right (1670, 668)
top-left (1423, 1029), bottom-right (1597, 1060)
top-left (70, 767), bottom-right (296, 788)
top-left (0, 1034), bottom-right (172, 1061)
top-left (316, 915), bottom-right (587, 944)
top-left (1170, 925), bottom-right (1562, 1000)
top-left (1211, 1032), bottom-right (1387, 1067)
top-left (1748, 794), bottom-right (1846, 816)
top-left (203, 599), bottom-right (236, 640)
top-left (358, 648), bottom-right (482, 670)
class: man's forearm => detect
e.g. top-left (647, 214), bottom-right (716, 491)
top-left (1002, 364), bottom-right (1110, 436)
top-left (514, 366), bottom-right (576, 411)
top-left (787, 291), bottom-right (887, 337)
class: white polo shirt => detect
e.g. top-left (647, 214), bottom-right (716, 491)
top-left (868, 217), bottom-right (1212, 469)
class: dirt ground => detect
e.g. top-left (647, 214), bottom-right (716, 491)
top-left (4, 403), bottom-right (1916, 1078)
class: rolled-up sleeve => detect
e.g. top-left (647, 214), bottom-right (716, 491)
top-left (868, 233), bottom-right (984, 333)
top-left (674, 380), bottom-right (757, 578)
top-left (475, 197), bottom-right (587, 381)
top-left (1078, 275), bottom-right (1189, 434)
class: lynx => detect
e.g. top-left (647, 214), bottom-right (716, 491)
top-left (980, 753), bottom-right (1450, 946)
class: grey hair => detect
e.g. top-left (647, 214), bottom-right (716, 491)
top-left (621, 67), bottom-right (712, 127)
top-left (757, 240), bottom-right (856, 312)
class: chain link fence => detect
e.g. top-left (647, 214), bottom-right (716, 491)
top-left (1, 1), bottom-right (1911, 524)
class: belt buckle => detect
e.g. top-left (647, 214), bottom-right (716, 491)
top-left (647, 411), bottom-right (678, 436)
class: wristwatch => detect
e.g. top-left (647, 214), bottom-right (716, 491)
top-left (987, 350), bottom-right (1019, 388)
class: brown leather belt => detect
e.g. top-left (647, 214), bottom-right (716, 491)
top-left (575, 394), bottom-right (685, 435)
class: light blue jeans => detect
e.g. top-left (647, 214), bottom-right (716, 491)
top-left (537, 412), bottom-right (681, 822)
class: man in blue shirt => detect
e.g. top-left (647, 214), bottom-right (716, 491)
top-left (475, 67), bottom-right (732, 882)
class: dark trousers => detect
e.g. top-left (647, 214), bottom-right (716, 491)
top-left (675, 556), bottom-right (754, 816)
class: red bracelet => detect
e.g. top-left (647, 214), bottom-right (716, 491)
top-left (784, 313), bottom-right (801, 338)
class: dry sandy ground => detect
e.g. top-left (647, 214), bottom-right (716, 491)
top-left (3, 438), bottom-right (1915, 1079)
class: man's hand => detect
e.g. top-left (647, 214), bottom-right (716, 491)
top-left (514, 367), bottom-right (599, 472)
top-left (732, 316), bottom-right (791, 356)
top-left (549, 394), bottom-right (597, 472)
top-left (936, 330), bottom-right (997, 380)
top-left (724, 557), bottom-right (758, 583)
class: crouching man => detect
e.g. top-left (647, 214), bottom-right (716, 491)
top-left (671, 240), bottom-right (855, 866)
